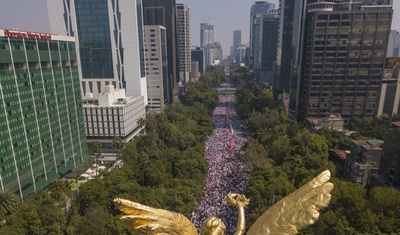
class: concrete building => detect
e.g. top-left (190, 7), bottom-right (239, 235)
top-left (329, 149), bottom-right (348, 178)
top-left (200, 23), bottom-right (214, 48)
top-left (143, 0), bottom-right (177, 96)
top-left (46, 0), bottom-right (147, 100)
top-left (249, 1), bottom-right (275, 68)
top-left (378, 58), bottom-right (400, 116)
top-left (143, 25), bottom-right (169, 113)
top-left (372, 122), bottom-right (400, 188)
top-left (190, 61), bottom-right (199, 82)
top-left (298, 1), bottom-right (393, 121)
top-left (0, 29), bottom-right (88, 199)
top-left (82, 85), bottom-right (145, 144)
top-left (305, 113), bottom-right (345, 133)
top-left (344, 139), bottom-right (383, 186)
top-left (176, 4), bottom-right (191, 84)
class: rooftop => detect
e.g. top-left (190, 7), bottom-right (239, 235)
top-left (329, 149), bottom-right (348, 160)
top-left (353, 139), bottom-right (383, 150)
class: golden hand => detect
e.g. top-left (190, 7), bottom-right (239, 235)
top-left (227, 193), bottom-right (249, 235)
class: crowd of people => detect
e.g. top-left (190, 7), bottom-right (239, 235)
top-left (190, 82), bottom-right (250, 234)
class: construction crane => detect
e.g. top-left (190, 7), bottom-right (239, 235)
top-left (201, 17), bottom-right (212, 24)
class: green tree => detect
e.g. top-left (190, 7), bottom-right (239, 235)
top-left (111, 136), bottom-right (123, 157)
top-left (89, 141), bottom-right (103, 158)
top-left (138, 151), bottom-right (150, 187)
top-left (0, 190), bottom-right (20, 215)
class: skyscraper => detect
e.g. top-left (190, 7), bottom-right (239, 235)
top-left (232, 30), bottom-right (241, 61)
top-left (200, 23), bottom-right (214, 48)
top-left (46, 0), bottom-right (147, 101)
top-left (0, 29), bottom-right (88, 199)
top-left (298, 1), bottom-right (393, 120)
top-left (258, 12), bottom-right (279, 85)
top-left (278, 0), bottom-right (309, 117)
top-left (142, 0), bottom-right (178, 96)
top-left (176, 4), bottom-right (191, 84)
top-left (144, 25), bottom-right (169, 113)
top-left (249, 1), bottom-right (275, 68)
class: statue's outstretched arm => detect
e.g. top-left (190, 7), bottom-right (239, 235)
top-left (227, 193), bottom-right (249, 235)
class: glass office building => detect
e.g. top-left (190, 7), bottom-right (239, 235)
top-left (47, 0), bottom-right (147, 100)
top-left (0, 29), bottom-right (88, 199)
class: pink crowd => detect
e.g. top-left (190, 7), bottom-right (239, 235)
top-left (190, 82), bottom-right (250, 234)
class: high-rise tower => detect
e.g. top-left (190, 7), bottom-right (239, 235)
top-left (200, 23), bottom-right (214, 48)
top-left (298, 1), bottom-right (393, 120)
top-left (46, 0), bottom-right (147, 101)
top-left (249, 1), bottom-right (275, 68)
top-left (232, 30), bottom-right (242, 62)
top-left (142, 0), bottom-right (178, 97)
top-left (176, 4), bottom-right (191, 84)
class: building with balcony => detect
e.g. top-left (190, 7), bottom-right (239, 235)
top-left (344, 139), bottom-right (383, 186)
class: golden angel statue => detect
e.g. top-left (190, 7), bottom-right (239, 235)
top-left (113, 170), bottom-right (333, 235)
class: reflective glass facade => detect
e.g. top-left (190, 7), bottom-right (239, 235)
top-left (74, 0), bottom-right (114, 79)
top-left (0, 32), bottom-right (88, 199)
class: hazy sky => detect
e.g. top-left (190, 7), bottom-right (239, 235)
top-left (1, 0), bottom-right (400, 55)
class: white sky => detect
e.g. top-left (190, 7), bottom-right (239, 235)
top-left (0, 0), bottom-right (399, 55)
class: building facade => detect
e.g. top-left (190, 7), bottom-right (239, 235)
top-left (249, 1), bottom-right (275, 68)
top-left (278, 0), bottom-right (309, 117)
top-left (176, 4), bottom-right (191, 84)
top-left (191, 47), bottom-right (205, 74)
top-left (142, 0), bottom-right (177, 97)
top-left (373, 122), bottom-right (400, 188)
top-left (143, 25), bottom-right (169, 113)
top-left (0, 29), bottom-right (88, 199)
top-left (200, 23), bottom-right (214, 48)
top-left (378, 58), bottom-right (400, 116)
top-left (344, 139), bottom-right (383, 186)
top-left (46, 0), bottom-right (147, 100)
top-left (257, 12), bottom-right (280, 85)
top-left (82, 85), bottom-right (145, 143)
top-left (232, 30), bottom-right (242, 62)
top-left (190, 61), bottom-right (199, 82)
top-left (387, 30), bottom-right (400, 57)
top-left (298, 1), bottom-right (393, 120)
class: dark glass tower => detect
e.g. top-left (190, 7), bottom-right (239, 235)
top-left (249, 1), bottom-right (275, 68)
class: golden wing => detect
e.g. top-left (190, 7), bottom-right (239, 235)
top-left (246, 170), bottom-right (334, 235)
top-left (113, 198), bottom-right (198, 235)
